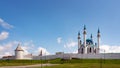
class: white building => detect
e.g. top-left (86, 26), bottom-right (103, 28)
top-left (78, 25), bottom-right (100, 54)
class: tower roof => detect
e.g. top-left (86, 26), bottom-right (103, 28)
top-left (84, 25), bottom-right (86, 30)
top-left (98, 28), bottom-right (100, 33)
top-left (15, 44), bottom-right (24, 51)
top-left (83, 25), bottom-right (87, 34)
top-left (90, 34), bottom-right (93, 39)
top-left (78, 31), bottom-right (80, 35)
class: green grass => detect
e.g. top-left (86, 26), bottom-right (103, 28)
top-left (47, 58), bottom-right (120, 64)
top-left (37, 59), bottom-right (120, 68)
top-left (0, 59), bottom-right (120, 68)
top-left (0, 60), bottom-right (45, 66)
top-left (39, 63), bottom-right (120, 68)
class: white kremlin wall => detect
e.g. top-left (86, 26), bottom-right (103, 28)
top-left (32, 53), bottom-right (120, 60)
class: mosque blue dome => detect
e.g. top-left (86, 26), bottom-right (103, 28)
top-left (86, 39), bottom-right (93, 45)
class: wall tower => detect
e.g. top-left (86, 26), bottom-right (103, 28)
top-left (15, 44), bottom-right (24, 59)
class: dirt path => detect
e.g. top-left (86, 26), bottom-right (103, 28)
top-left (0, 64), bottom-right (58, 68)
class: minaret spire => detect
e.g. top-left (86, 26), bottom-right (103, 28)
top-left (84, 25), bottom-right (86, 30)
top-left (91, 34), bottom-right (93, 39)
top-left (98, 28), bottom-right (100, 34)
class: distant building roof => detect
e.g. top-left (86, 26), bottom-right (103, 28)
top-left (15, 44), bottom-right (24, 51)
top-left (2, 56), bottom-right (13, 58)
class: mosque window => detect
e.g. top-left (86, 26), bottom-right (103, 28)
top-left (81, 48), bottom-right (83, 54)
top-left (90, 47), bottom-right (91, 53)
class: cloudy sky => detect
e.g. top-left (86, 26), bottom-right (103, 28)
top-left (0, 0), bottom-right (120, 57)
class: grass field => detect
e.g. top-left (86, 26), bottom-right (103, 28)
top-left (0, 59), bottom-right (120, 68)
top-left (0, 60), bottom-right (45, 66)
top-left (39, 63), bottom-right (120, 68)
top-left (40, 59), bottom-right (120, 68)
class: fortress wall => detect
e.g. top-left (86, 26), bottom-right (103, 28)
top-left (70, 53), bottom-right (120, 59)
top-left (33, 55), bottom-right (60, 60)
top-left (32, 53), bottom-right (120, 60)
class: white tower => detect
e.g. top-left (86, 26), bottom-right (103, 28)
top-left (83, 25), bottom-right (87, 54)
top-left (15, 44), bottom-right (24, 59)
top-left (97, 28), bottom-right (100, 53)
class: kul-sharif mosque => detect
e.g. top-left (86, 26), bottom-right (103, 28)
top-left (78, 25), bottom-right (100, 54)
top-left (1, 26), bottom-right (120, 60)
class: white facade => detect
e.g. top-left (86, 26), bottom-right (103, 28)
top-left (78, 26), bottom-right (100, 54)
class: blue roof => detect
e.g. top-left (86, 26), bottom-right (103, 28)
top-left (86, 39), bottom-right (93, 44)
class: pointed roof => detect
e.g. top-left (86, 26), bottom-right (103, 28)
top-left (98, 28), bottom-right (100, 33)
top-left (84, 25), bottom-right (86, 30)
top-left (90, 34), bottom-right (93, 39)
top-left (15, 44), bottom-right (24, 51)
top-left (78, 31), bottom-right (80, 35)
top-left (83, 25), bottom-right (87, 34)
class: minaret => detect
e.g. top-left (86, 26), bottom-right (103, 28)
top-left (78, 32), bottom-right (81, 53)
top-left (97, 28), bottom-right (100, 53)
top-left (83, 25), bottom-right (87, 54)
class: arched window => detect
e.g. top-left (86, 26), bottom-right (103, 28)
top-left (81, 48), bottom-right (83, 54)
top-left (90, 47), bottom-right (91, 53)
